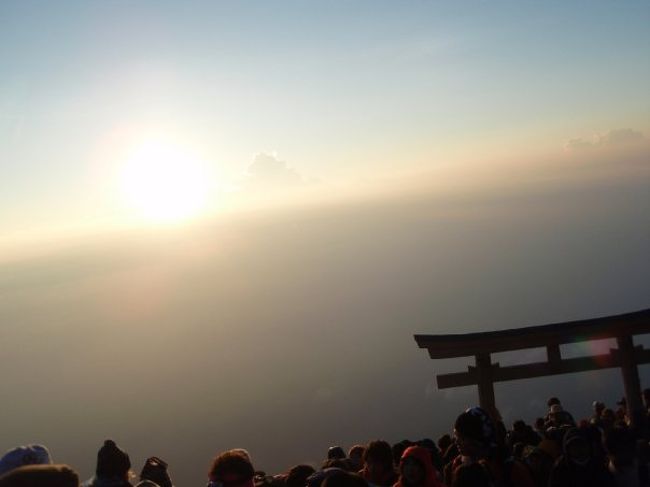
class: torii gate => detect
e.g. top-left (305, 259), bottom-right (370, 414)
top-left (414, 309), bottom-right (650, 428)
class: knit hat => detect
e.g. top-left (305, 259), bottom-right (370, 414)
top-left (0, 444), bottom-right (52, 476)
top-left (96, 440), bottom-right (131, 479)
top-left (454, 407), bottom-right (497, 449)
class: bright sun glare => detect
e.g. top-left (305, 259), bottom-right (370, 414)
top-left (121, 140), bottom-right (211, 223)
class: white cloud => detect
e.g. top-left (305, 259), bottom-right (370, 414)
top-left (246, 152), bottom-right (303, 187)
top-left (564, 128), bottom-right (645, 151)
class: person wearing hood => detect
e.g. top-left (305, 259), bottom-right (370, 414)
top-left (548, 427), bottom-right (615, 487)
top-left (393, 446), bottom-right (445, 487)
top-left (0, 444), bottom-right (52, 477)
top-left (82, 440), bottom-right (132, 487)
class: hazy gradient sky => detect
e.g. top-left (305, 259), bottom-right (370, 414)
top-left (2, 0), bottom-right (649, 244)
top-left (1, 1), bottom-right (649, 486)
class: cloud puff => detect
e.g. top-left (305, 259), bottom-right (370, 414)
top-left (246, 152), bottom-right (303, 187)
top-left (564, 128), bottom-right (645, 151)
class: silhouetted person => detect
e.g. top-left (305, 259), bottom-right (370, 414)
top-left (82, 440), bottom-right (132, 487)
top-left (548, 427), bottom-right (615, 487)
top-left (208, 450), bottom-right (255, 487)
top-left (605, 426), bottom-right (640, 487)
top-left (0, 444), bottom-right (52, 477)
top-left (139, 457), bottom-right (173, 487)
top-left (446, 407), bottom-right (533, 487)
top-left (348, 446), bottom-right (366, 472)
top-left (286, 465), bottom-right (315, 487)
top-left (359, 441), bottom-right (397, 487)
top-left (0, 464), bottom-right (79, 487)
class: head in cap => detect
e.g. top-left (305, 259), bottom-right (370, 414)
top-left (453, 407), bottom-right (497, 459)
top-left (327, 447), bottom-right (346, 460)
top-left (96, 440), bottom-right (131, 480)
top-left (0, 444), bottom-right (52, 477)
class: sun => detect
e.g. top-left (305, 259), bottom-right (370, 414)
top-left (120, 140), bottom-right (211, 223)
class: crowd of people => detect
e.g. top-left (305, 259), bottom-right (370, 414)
top-left (2, 392), bottom-right (650, 487)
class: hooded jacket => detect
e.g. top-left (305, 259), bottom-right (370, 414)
top-left (393, 446), bottom-right (445, 487)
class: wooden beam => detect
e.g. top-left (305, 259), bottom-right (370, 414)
top-left (436, 347), bottom-right (650, 389)
top-left (415, 309), bottom-right (650, 359)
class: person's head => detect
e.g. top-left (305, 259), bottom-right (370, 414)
top-left (362, 441), bottom-right (393, 476)
top-left (321, 471), bottom-right (367, 487)
top-left (0, 444), bottom-right (52, 477)
top-left (0, 464), bottom-right (79, 487)
top-left (398, 446), bottom-right (434, 487)
top-left (140, 457), bottom-right (172, 487)
top-left (534, 417), bottom-right (545, 432)
top-left (512, 420), bottom-right (526, 434)
top-left (209, 450), bottom-right (255, 487)
top-left (454, 407), bottom-right (496, 459)
top-left (391, 441), bottom-right (413, 467)
top-left (95, 440), bottom-right (131, 481)
top-left (437, 435), bottom-right (452, 453)
top-left (328, 447), bottom-right (346, 460)
top-left (548, 405), bottom-right (565, 425)
top-left (593, 401), bottom-right (605, 415)
top-left (347, 446), bottom-right (365, 467)
top-left (562, 429), bottom-right (591, 466)
top-left (547, 397), bottom-right (561, 408)
top-left (285, 465), bottom-right (315, 487)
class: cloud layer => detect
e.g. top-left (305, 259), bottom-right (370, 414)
top-left (565, 128), bottom-right (645, 151)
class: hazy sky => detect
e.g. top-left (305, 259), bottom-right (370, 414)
top-left (2, 0), bottom-right (649, 243)
top-left (0, 1), bottom-right (649, 486)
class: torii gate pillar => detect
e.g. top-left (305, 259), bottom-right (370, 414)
top-left (617, 335), bottom-right (644, 429)
top-left (475, 353), bottom-right (496, 414)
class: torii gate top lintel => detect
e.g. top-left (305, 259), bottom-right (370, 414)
top-left (415, 308), bottom-right (650, 359)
